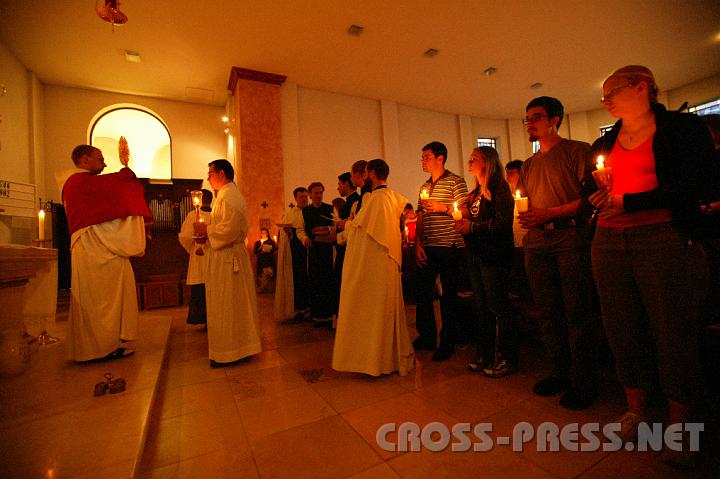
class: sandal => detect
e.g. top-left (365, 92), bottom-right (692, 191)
top-left (94, 372), bottom-right (114, 396)
top-left (108, 377), bottom-right (127, 394)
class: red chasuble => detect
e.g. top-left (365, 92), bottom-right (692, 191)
top-left (62, 168), bottom-right (152, 236)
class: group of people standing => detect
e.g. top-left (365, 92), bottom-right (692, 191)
top-left (59, 64), bottom-right (718, 468)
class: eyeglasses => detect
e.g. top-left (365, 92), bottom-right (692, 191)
top-left (601, 84), bottom-right (634, 103)
top-left (207, 170), bottom-right (217, 177)
top-left (522, 114), bottom-right (548, 125)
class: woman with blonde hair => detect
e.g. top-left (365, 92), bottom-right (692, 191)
top-left (589, 65), bottom-right (717, 467)
top-left (455, 146), bottom-right (516, 377)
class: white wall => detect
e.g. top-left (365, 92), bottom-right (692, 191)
top-left (43, 86), bottom-right (226, 202)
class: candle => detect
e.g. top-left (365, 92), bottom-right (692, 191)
top-left (451, 201), bottom-right (463, 221)
top-left (592, 154), bottom-right (612, 188)
top-left (514, 190), bottom-right (528, 213)
top-left (38, 210), bottom-right (45, 242)
top-left (420, 188), bottom-right (429, 200)
top-left (192, 196), bottom-right (200, 207)
top-left (273, 235), bottom-right (277, 242)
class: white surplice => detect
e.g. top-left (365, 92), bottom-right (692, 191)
top-left (178, 209), bottom-right (211, 285)
top-left (68, 217), bottom-right (146, 361)
top-left (332, 187), bottom-right (415, 376)
top-left (206, 182), bottom-right (262, 362)
top-left (273, 207), bottom-right (300, 320)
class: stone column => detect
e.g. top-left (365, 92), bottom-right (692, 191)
top-left (227, 67), bottom-right (287, 250)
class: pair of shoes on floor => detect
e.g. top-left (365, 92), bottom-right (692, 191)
top-left (431, 344), bottom-right (454, 362)
top-left (210, 356), bottom-right (252, 368)
top-left (612, 411), bottom-right (647, 443)
top-left (467, 357), bottom-right (488, 372)
top-left (412, 337), bottom-right (436, 351)
top-left (661, 424), bottom-right (699, 469)
top-left (482, 358), bottom-right (515, 378)
top-left (94, 372), bottom-right (126, 396)
top-left (559, 388), bottom-right (597, 410)
top-left (533, 376), bottom-right (570, 397)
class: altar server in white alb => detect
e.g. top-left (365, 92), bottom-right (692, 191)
top-left (332, 159), bottom-right (415, 376)
top-left (178, 188), bottom-right (213, 325)
top-left (194, 159), bottom-right (262, 367)
top-left (57, 144), bottom-right (151, 361)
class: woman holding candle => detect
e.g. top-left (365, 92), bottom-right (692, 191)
top-left (588, 65), bottom-right (717, 467)
top-left (454, 146), bottom-right (516, 377)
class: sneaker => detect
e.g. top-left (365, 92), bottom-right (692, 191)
top-left (483, 359), bottom-right (514, 378)
top-left (533, 377), bottom-right (570, 397)
top-left (467, 357), bottom-right (487, 372)
top-left (614, 411), bottom-right (647, 443)
top-left (559, 388), bottom-right (597, 410)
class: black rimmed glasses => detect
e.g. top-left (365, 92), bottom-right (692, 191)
top-left (601, 84), bottom-right (634, 103)
top-left (522, 114), bottom-right (548, 126)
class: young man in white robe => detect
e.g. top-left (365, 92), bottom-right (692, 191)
top-left (178, 188), bottom-right (212, 325)
top-left (194, 159), bottom-right (262, 367)
top-left (57, 145), bottom-right (151, 361)
top-left (332, 159), bottom-right (415, 376)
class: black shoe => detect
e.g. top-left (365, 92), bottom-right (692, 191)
top-left (431, 345), bottom-right (454, 362)
top-left (533, 377), bottom-right (570, 397)
top-left (412, 338), bottom-right (436, 351)
top-left (559, 388), bottom-right (597, 410)
top-left (210, 357), bottom-right (251, 368)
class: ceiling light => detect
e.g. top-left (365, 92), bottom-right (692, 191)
top-left (96, 0), bottom-right (128, 30)
top-left (221, 115), bottom-right (229, 123)
top-left (347, 25), bottom-right (364, 36)
top-left (424, 48), bottom-right (439, 58)
top-left (483, 67), bottom-right (497, 77)
top-left (530, 82), bottom-right (543, 90)
top-left (124, 50), bottom-right (141, 63)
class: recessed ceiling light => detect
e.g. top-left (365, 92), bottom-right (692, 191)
top-left (483, 67), bottom-right (497, 77)
top-left (424, 48), bottom-right (439, 57)
top-left (347, 24), bottom-right (364, 36)
top-left (124, 50), bottom-right (141, 63)
top-left (530, 82), bottom-right (543, 90)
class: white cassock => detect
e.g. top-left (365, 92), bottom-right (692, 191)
top-left (206, 182), bottom-right (262, 362)
top-left (178, 209), bottom-right (211, 284)
top-left (273, 207), bottom-right (300, 320)
top-left (332, 187), bottom-right (415, 376)
top-left (68, 217), bottom-right (146, 361)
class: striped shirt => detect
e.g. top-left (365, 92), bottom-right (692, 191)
top-left (417, 170), bottom-right (468, 247)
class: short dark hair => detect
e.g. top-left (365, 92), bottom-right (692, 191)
top-left (338, 172), bottom-right (352, 186)
top-left (201, 188), bottom-right (213, 204)
top-left (308, 181), bottom-right (324, 193)
top-left (351, 160), bottom-right (367, 175)
top-left (332, 197), bottom-right (346, 210)
top-left (260, 227), bottom-right (270, 235)
top-left (422, 141), bottom-right (448, 164)
top-left (505, 160), bottom-right (524, 171)
top-left (293, 187), bottom-right (308, 199)
top-left (71, 145), bottom-right (98, 165)
top-left (526, 96), bottom-right (564, 129)
top-left (367, 158), bottom-right (389, 180)
top-left (208, 159), bottom-right (234, 180)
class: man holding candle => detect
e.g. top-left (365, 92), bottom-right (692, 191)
top-left (516, 97), bottom-right (599, 410)
top-left (57, 144), bottom-right (151, 361)
top-left (194, 159), bottom-right (262, 367)
top-left (413, 141), bottom-right (469, 361)
top-left (178, 188), bottom-right (212, 326)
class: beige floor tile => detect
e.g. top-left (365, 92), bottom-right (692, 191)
top-left (223, 348), bottom-right (288, 375)
top-left (579, 449), bottom-right (717, 479)
top-left (228, 364), bottom-right (307, 401)
top-left (236, 385), bottom-right (336, 441)
top-left (311, 372), bottom-right (407, 413)
top-left (349, 462), bottom-right (402, 478)
top-left (173, 449), bottom-right (259, 479)
top-left (164, 357), bottom-right (228, 389)
top-left (415, 373), bottom-right (527, 423)
top-left (251, 415), bottom-right (381, 479)
top-left (157, 377), bottom-right (235, 419)
top-left (277, 339), bottom-right (335, 366)
top-left (389, 355), bottom-right (469, 391)
top-left (341, 393), bottom-right (459, 459)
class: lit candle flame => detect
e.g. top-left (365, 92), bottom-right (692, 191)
top-left (596, 155), bottom-right (605, 169)
top-left (453, 201), bottom-right (458, 211)
top-left (515, 190), bottom-right (521, 199)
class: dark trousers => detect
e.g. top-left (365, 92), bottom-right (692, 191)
top-left (464, 248), bottom-right (517, 364)
top-left (334, 244), bottom-right (346, 314)
top-left (524, 228), bottom-right (599, 390)
top-left (592, 224), bottom-right (707, 405)
top-left (186, 284), bottom-right (207, 325)
top-left (308, 243), bottom-right (337, 319)
top-left (414, 246), bottom-right (462, 348)
top-left (290, 237), bottom-right (309, 311)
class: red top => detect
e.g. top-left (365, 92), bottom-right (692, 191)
top-left (63, 168), bottom-right (152, 235)
top-left (598, 135), bottom-right (672, 229)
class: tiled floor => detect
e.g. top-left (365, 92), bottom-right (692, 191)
top-left (138, 295), bottom-right (719, 478)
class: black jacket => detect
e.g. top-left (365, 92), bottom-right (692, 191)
top-left (587, 103), bottom-right (719, 239)
top-left (464, 179), bottom-right (515, 266)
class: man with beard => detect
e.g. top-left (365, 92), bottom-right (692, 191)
top-left (516, 96), bottom-right (598, 410)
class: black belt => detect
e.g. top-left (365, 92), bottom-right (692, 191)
top-left (540, 218), bottom-right (584, 230)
